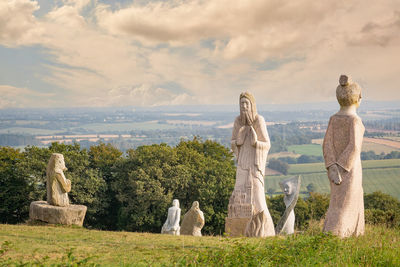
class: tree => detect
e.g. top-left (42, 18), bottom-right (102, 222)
top-left (0, 147), bottom-right (30, 224)
top-left (306, 183), bottom-right (316, 193)
top-left (268, 159), bottom-right (289, 175)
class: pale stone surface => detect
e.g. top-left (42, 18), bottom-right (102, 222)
top-left (180, 201), bottom-right (205, 236)
top-left (46, 153), bottom-right (71, 207)
top-left (161, 199), bottom-right (181, 235)
top-left (225, 91), bottom-right (275, 237)
top-left (276, 176), bottom-right (301, 235)
top-left (323, 75), bottom-right (365, 238)
top-left (29, 201), bottom-right (87, 226)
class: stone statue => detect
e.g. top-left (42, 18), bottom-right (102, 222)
top-left (161, 199), bottom-right (181, 235)
top-left (225, 91), bottom-right (275, 237)
top-left (46, 153), bottom-right (71, 207)
top-left (276, 176), bottom-right (301, 235)
top-left (29, 153), bottom-right (87, 226)
top-left (180, 201), bottom-right (205, 236)
top-left (322, 75), bottom-right (365, 238)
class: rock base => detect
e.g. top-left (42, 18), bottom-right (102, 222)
top-left (225, 217), bottom-right (251, 237)
top-left (29, 201), bottom-right (87, 226)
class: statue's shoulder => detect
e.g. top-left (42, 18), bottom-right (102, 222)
top-left (254, 114), bottom-right (266, 125)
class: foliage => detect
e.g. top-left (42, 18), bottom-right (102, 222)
top-left (364, 191), bottom-right (400, 228)
top-left (112, 138), bottom-right (235, 234)
top-left (307, 183), bottom-right (316, 193)
top-left (0, 147), bottom-right (31, 224)
top-left (268, 158), bottom-right (289, 175)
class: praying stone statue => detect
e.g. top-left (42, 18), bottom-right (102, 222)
top-left (322, 75), bottom-right (365, 238)
top-left (225, 91), bottom-right (275, 237)
top-left (161, 199), bottom-right (181, 235)
top-left (275, 176), bottom-right (301, 235)
top-left (46, 153), bottom-right (71, 206)
top-left (29, 153), bottom-right (87, 226)
top-left (180, 201), bottom-right (205, 236)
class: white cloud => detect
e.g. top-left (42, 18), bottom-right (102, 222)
top-left (0, 85), bottom-right (54, 108)
top-left (1, 0), bottom-right (400, 108)
top-left (0, 0), bottom-right (43, 46)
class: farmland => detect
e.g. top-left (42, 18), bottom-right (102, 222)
top-left (265, 159), bottom-right (400, 199)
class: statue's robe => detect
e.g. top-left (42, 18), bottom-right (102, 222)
top-left (231, 114), bottom-right (275, 237)
top-left (47, 169), bottom-right (70, 207)
top-left (323, 114), bottom-right (365, 238)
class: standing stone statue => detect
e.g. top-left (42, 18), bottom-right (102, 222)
top-left (161, 199), bottom-right (181, 235)
top-left (276, 176), bottom-right (301, 235)
top-left (225, 91), bottom-right (275, 237)
top-left (46, 153), bottom-right (71, 206)
top-left (323, 75), bottom-right (365, 238)
top-left (181, 201), bottom-right (205, 236)
top-left (29, 153), bottom-right (87, 226)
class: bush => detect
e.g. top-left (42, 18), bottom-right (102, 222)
top-left (268, 159), bottom-right (289, 175)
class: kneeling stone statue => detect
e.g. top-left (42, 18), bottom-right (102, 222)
top-left (161, 199), bottom-right (181, 235)
top-left (29, 153), bottom-right (87, 226)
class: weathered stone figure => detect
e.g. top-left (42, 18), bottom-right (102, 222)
top-left (225, 91), bottom-right (275, 237)
top-left (29, 153), bottom-right (87, 226)
top-left (276, 176), bottom-right (301, 235)
top-left (181, 201), bottom-right (205, 236)
top-left (323, 75), bottom-right (365, 238)
top-left (161, 199), bottom-right (181, 235)
top-left (46, 153), bottom-right (71, 207)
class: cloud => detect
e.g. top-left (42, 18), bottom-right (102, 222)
top-left (1, 0), bottom-right (400, 108)
top-left (84, 84), bottom-right (197, 107)
top-left (0, 0), bottom-right (43, 46)
top-left (0, 85), bottom-right (54, 108)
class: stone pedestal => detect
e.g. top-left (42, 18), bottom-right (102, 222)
top-left (29, 201), bottom-right (87, 226)
top-left (225, 217), bottom-right (251, 237)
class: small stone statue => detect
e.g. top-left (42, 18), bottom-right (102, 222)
top-left (323, 75), bottom-right (365, 238)
top-left (226, 91), bottom-right (275, 237)
top-left (181, 201), bottom-right (205, 236)
top-left (161, 199), bottom-right (181, 235)
top-left (275, 176), bottom-right (301, 235)
top-left (46, 153), bottom-right (71, 207)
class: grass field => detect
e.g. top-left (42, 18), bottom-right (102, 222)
top-left (265, 159), bottom-right (400, 199)
top-left (0, 127), bottom-right (63, 135)
top-left (287, 144), bottom-right (323, 156)
top-left (75, 121), bottom-right (177, 132)
top-left (312, 138), bottom-right (400, 154)
top-left (1, 224), bottom-right (399, 266)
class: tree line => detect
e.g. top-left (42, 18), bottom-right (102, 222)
top-left (1, 140), bottom-right (399, 234)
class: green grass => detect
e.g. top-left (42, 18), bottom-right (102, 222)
top-left (1, 224), bottom-right (399, 266)
top-left (266, 159), bottom-right (400, 199)
top-left (287, 159), bottom-right (400, 175)
top-left (288, 144), bottom-right (323, 156)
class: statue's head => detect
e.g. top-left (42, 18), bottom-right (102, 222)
top-left (172, 199), bottom-right (179, 208)
top-left (191, 201), bottom-right (199, 209)
top-left (47, 153), bottom-right (67, 175)
top-left (336, 75), bottom-right (362, 108)
top-left (239, 91), bottom-right (257, 125)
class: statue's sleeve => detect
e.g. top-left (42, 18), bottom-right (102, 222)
top-left (231, 117), bottom-right (240, 157)
top-left (337, 117), bottom-right (364, 172)
top-left (174, 208), bottom-right (181, 228)
top-left (323, 117), bottom-right (336, 169)
top-left (255, 116), bottom-right (270, 176)
top-left (55, 171), bottom-right (71, 193)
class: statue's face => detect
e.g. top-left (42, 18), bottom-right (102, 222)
top-left (240, 98), bottom-right (251, 113)
top-left (172, 199), bottom-right (179, 207)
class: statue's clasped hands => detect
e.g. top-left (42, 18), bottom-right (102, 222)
top-left (328, 164), bottom-right (343, 185)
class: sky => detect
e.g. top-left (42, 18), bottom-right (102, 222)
top-left (1, 0), bottom-right (400, 108)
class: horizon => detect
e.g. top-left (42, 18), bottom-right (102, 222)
top-left (1, 0), bottom-right (400, 108)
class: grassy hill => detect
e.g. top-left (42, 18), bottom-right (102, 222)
top-left (265, 159), bottom-right (400, 199)
top-left (1, 224), bottom-right (400, 266)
